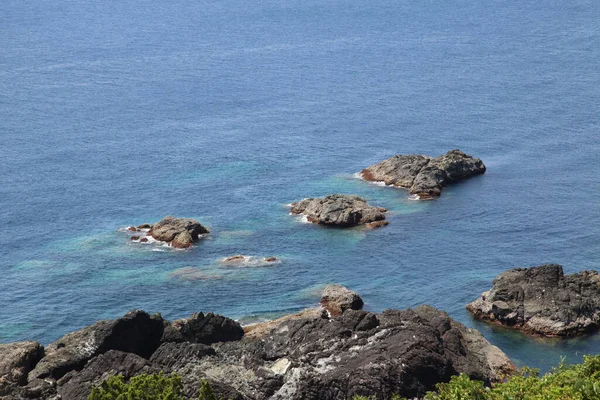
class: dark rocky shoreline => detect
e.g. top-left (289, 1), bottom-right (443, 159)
top-left (467, 264), bottom-right (600, 337)
top-left (0, 286), bottom-right (514, 400)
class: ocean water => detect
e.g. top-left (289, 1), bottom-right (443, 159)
top-left (1, 0), bottom-right (600, 372)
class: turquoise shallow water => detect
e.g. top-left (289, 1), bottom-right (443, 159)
top-left (1, 0), bottom-right (600, 372)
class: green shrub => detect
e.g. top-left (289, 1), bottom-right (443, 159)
top-left (88, 372), bottom-right (184, 400)
top-left (88, 374), bottom-right (223, 400)
top-left (425, 355), bottom-right (600, 400)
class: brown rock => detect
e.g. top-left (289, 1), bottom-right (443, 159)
top-left (320, 284), bottom-right (364, 317)
top-left (365, 220), bottom-right (389, 229)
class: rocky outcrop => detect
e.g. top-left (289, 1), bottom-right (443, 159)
top-left (0, 341), bottom-right (44, 395)
top-left (467, 264), bottom-right (600, 337)
top-left (3, 289), bottom-right (515, 400)
top-left (28, 310), bottom-right (164, 381)
top-left (169, 312), bottom-right (244, 345)
top-left (320, 284), bottom-right (364, 317)
top-left (179, 305), bottom-right (514, 400)
top-left (361, 149), bottom-right (486, 199)
top-left (149, 216), bottom-right (209, 248)
top-left (57, 351), bottom-right (158, 400)
top-left (290, 194), bottom-right (387, 227)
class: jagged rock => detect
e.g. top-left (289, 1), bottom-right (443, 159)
top-left (361, 149), bottom-right (486, 199)
top-left (174, 305), bottom-right (514, 400)
top-left (2, 292), bottom-right (515, 400)
top-left (467, 264), bottom-right (600, 337)
top-left (137, 224), bottom-right (151, 230)
top-left (171, 312), bottom-right (244, 345)
top-left (290, 194), bottom-right (387, 227)
top-left (320, 284), bottom-right (364, 317)
top-left (150, 342), bottom-right (215, 371)
top-left (57, 350), bottom-right (157, 400)
top-left (148, 216), bottom-right (209, 248)
top-left (264, 257), bottom-right (278, 262)
top-left (0, 341), bottom-right (44, 395)
top-left (28, 310), bottom-right (164, 381)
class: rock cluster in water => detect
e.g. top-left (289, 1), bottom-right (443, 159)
top-left (290, 194), bottom-right (388, 228)
top-left (128, 216), bottom-right (209, 248)
top-left (0, 286), bottom-right (514, 400)
top-left (361, 149), bottom-right (486, 199)
top-left (467, 264), bottom-right (600, 337)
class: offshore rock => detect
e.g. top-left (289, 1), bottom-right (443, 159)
top-left (467, 264), bottom-right (600, 337)
top-left (320, 284), bottom-right (364, 317)
top-left (290, 194), bottom-right (387, 227)
top-left (148, 216), bottom-right (209, 248)
top-left (361, 149), bottom-right (486, 199)
top-left (0, 341), bottom-right (44, 395)
top-left (28, 310), bottom-right (164, 381)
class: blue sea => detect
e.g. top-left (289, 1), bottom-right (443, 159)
top-left (1, 0), bottom-right (599, 372)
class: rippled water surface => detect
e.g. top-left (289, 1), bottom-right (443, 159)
top-left (1, 0), bottom-right (600, 371)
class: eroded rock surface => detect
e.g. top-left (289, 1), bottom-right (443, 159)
top-left (179, 305), bottom-right (514, 400)
top-left (290, 194), bottom-right (387, 227)
top-left (361, 149), bottom-right (486, 199)
top-left (467, 264), bottom-right (600, 337)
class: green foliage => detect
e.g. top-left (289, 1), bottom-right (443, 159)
top-left (88, 372), bottom-right (184, 400)
top-left (425, 354), bottom-right (600, 400)
top-left (88, 374), bottom-right (225, 400)
top-left (198, 380), bottom-right (218, 400)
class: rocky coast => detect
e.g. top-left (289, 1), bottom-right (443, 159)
top-left (0, 286), bottom-right (514, 400)
top-left (467, 264), bottom-right (600, 337)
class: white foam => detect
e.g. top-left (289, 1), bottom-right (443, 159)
top-left (408, 194), bottom-right (421, 201)
top-left (289, 213), bottom-right (311, 224)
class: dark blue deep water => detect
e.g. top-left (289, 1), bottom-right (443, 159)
top-left (2, 0), bottom-right (600, 372)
